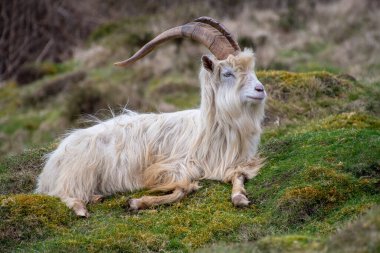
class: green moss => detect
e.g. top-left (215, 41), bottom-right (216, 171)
top-left (0, 194), bottom-right (73, 248)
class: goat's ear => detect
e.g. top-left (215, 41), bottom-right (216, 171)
top-left (202, 55), bottom-right (214, 72)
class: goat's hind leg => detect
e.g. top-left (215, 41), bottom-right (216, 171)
top-left (126, 181), bottom-right (199, 211)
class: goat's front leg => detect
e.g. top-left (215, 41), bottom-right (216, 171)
top-left (231, 173), bottom-right (250, 207)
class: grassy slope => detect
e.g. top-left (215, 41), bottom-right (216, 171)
top-left (1, 111), bottom-right (379, 252)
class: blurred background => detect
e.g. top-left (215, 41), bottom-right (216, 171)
top-left (1, 0), bottom-right (379, 157)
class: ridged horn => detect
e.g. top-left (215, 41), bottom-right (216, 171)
top-left (194, 16), bottom-right (241, 52)
top-left (114, 17), bottom-right (240, 67)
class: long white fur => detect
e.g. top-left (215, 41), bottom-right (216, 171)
top-left (36, 49), bottom-right (266, 210)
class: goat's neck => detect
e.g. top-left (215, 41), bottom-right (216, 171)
top-left (204, 103), bottom-right (262, 152)
top-left (191, 102), bottom-right (263, 179)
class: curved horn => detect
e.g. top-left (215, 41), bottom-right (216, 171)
top-left (194, 16), bottom-right (241, 52)
top-left (114, 17), bottom-right (240, 67)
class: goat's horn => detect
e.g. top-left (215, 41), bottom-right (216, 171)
top-left (194, 16), bottom-right (241, 52)
top-left (114, 17), bottom-right (240, 67)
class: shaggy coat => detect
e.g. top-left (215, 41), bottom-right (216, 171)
top-left (36, 49), bottom-right (266, 216)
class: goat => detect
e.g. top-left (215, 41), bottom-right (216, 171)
top-left (36, 17), bottom-right (267, 217)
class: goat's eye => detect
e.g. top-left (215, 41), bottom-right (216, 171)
top-left (223, 72), bottom-right (234, 78)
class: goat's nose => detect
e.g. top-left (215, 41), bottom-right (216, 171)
top-left (255, 83), bottom-right (264, 92)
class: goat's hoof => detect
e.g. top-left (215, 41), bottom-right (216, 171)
top-left (232, 193), bottom-right (250, 207)
top-left (75, 208), bottom-right (90, 218)
top-left (125, 198), bottom-right (141, 213)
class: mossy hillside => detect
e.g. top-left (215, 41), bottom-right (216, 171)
top-left (0, 112), bottom-right (378, 252)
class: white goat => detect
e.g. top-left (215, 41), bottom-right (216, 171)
top-left (36, 17), bottom-right (266, 217)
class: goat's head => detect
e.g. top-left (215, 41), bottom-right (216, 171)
top-left (200, 49), bottom-right (266, 109)
top-left (115, 16), bottom-right (266, 111)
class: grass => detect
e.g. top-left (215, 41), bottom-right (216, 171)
top-left (0, 109), bottom-right (379, 252)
